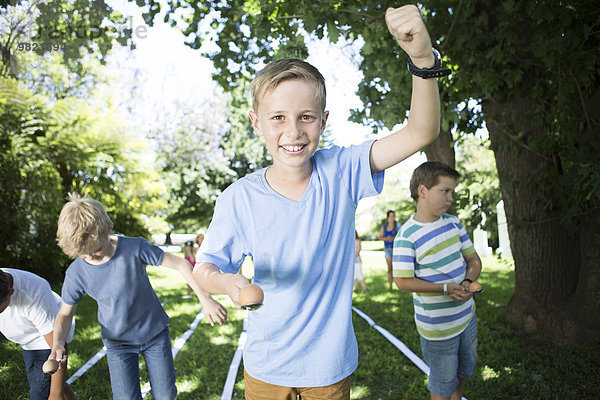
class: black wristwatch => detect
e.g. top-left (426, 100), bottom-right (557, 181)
top-left (407, 48), bottom-right (451, 79)
top-left (461, 278), bottom-right (473, 285)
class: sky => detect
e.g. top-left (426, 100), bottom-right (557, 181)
top-left (107, 0), bottom-right (384, 146)
top-left (105, 0), bottom-right (426, 231)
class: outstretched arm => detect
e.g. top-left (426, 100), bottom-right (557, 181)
top-left (193, 262), bottom-right (251, 308)
top-left (370, 5), bottom-right (441, 172)
top-left (49, 302), bottom-right (76, 367)
top-left (161, 252), bottom-right (227, 326)
top-left (43, 331), bottom-right (77, 399)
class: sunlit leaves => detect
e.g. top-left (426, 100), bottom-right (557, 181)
top-left (1, 0), bottom-right (133, 80)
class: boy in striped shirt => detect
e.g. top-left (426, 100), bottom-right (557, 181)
top-left (393, 161), bottom-right (482, 400)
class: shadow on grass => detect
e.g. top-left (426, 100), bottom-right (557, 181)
top-left (3, 258), bottom-right (598, 399)
top-left (351, 262), bottom-right (600, 400)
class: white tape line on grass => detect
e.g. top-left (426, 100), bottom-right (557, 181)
top-left (352, 306), bottom-right (467, 400)
top-left (171, 310), bottom-right (205, 358)
top-left (66, 346), bottom-right (107, 385)
top-left (141, 309), bottom-right (205, 398)
top-left (221, 316), bottom-right (249, 400)
top-left (66, 295), bottom-right (195, 385)
top-left (352, 306), bottom-right (429, 375)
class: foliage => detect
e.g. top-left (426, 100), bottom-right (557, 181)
top-left (0, 76), bottom-right (68, 279)
top-left (422, 0), bottom-right (600, 338)
top-left (0, 76), bottom-right (155, 281)
top-left (1, 1), bottom-right (164, 282)
top-left (425, 0), bottom-right (600, 225)
top-left (153, 82), bottom-right (270, 231)
top-left (131, 0), bottom-right (600, 224)
top-left (132, 0), bottom-right (498, 231)
top-left (133, 0), bottom-right (600, 340)
top-left (2, 254), bottom-right (599, 399)
top-left (454, 134), bottom-right (501, 250)
top-left (1, 0), bottom-right (132, 79)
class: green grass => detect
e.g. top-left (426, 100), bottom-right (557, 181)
top-left (1, 245), bottom-right (599, 399)
top-left (360, 240), bottom-right (384, 251)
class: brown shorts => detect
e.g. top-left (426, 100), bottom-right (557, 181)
top-left (244, 369), bottom-right (351, 400)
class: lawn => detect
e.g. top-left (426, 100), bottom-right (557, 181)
top-left (1, 244), bottom-right (598, 399)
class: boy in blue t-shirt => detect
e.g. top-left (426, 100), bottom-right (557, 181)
top-left (49, 194), bottom-right (227, 400)
top-left (393, 161), bottom-right (482, 400)
top-left (192, 6), bottom-right (445, 398)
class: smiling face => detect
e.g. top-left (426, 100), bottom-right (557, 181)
top-left (415, 175), bottom-right (458, 222)
top-left (249, 79), bottom-right (328, 176)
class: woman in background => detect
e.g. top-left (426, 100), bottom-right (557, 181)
top-left (378, 210), bottom-right (399, 290)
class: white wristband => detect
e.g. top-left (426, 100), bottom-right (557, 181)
top-left (443, 283), bottom-right (448, 295)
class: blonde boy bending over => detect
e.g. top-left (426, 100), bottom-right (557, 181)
top-left (193, 5), bottom-right (443, 399)
top-left (50, 194), bottom-right (227, 400)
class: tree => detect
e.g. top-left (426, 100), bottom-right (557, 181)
top-left (0, 76), bottom-right (66, 280)
top-left (1, 1), bottom-right (162, 282)
top-left (0, 76), bottom-right (156, 281)
top-left (435, 0), bottom-right (599, 343)
top-left (1, 0), bottom-right (132, 79)
top-left (153, 82), bottom-right (270, 230)
top-left (134, 0), bottom-right (600, 343)
top-left (454, 134), bottom-right (501, 250)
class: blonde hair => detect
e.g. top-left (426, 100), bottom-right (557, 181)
top-left (251, 58), bottom-right (326, 114)
top-left (56, 193), bottom-right (113, 258)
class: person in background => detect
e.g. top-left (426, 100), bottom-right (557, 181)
top-left (184, 241), bottom-right (195, 295)
top-left (0, 268), bottom-right (77, 400)
top-left (354, 230), bottom-right (367, 294)
top-left (379, 209), bottom-right (400, 290)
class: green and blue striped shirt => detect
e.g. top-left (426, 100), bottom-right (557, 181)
top-left (393, 214), bottom-right (475, 340)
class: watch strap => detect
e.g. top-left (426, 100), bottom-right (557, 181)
top-left (407, 48), bottom-right (451, 79)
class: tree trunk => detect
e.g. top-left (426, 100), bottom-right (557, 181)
top-left (572, 88), bottom-right (600, 339)
top-left (423, 128), bottom-right (455, 168)
top-left (484, 97), bottom-right (600, 344)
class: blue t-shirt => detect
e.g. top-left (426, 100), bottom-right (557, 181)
top-left (197, 141), bottom-right (384, 387)
top-left (382, 222), bottom-right (400, 247)
top-left (61, 236), bottom-right (168, 347)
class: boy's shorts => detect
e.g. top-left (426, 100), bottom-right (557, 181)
top-left (244, 369), bottom-right (351, 400)
top-left (420, 313), bottom-right (478, 397)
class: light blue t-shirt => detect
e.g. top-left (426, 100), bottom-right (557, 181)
top-left (197, 141), bottom-right (384, 387)
top-left (61, 236), bottom-right (168, 347)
